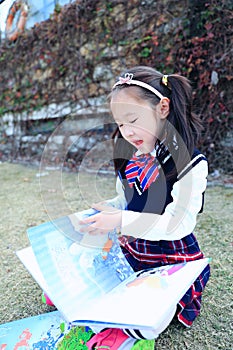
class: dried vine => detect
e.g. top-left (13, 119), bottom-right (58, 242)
top-left (0, 0), bottom-right (232, 172)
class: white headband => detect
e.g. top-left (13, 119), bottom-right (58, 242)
top-left (112, 73), bottom-right (164, 100)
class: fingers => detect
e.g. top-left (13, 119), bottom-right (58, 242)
top-left (79, 217), bottom-right (95, 225)
top-left (79, 217), bottom-right (106, 235)
top-left (79, 220), bottom-right (95, 232)
top-left (78, 211), bottom-right (105, 234)
top-left (80, 224), bottom-right (107, 235)
top-left (78, 206), bottom-right (122, 235)
top-left (92, 203), bottom-right (121, 214)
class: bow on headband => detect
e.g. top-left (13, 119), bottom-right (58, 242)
top-left (119, 73), bottom-right (134, 84)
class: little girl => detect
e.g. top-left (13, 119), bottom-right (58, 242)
top-left (79, 66), bottom-right (211, 349)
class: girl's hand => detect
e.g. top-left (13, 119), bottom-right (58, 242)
top-left (79, 202), bottom-right (122, 235)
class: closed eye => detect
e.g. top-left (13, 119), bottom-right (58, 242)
top-left (117, 118), bottom-right (138, 128)
top-left (130, 118), bottom-right (138, 124)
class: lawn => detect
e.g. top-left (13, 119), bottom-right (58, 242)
top-left (0, 162), bottom-right (232, 349)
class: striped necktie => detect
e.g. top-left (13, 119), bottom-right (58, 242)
top-left (125, 153), bottom-right (160, 192)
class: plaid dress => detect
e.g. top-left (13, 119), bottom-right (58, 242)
top-left (118, 149), bottom-right (210, 327)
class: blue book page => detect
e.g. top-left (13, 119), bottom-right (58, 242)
top-left (26, 209), bottom-right (134, 323)
top-left (0, 311), bottom-right (70, 350)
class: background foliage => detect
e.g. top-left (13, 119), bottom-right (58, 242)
top-left (0, 0), bottom-right (232, 172)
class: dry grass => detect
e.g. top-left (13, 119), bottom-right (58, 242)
top-left (0, 162), bottom-right (232, 349)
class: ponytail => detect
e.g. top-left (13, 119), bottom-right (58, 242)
top-left (164, 74), bottom-right (203, 154)
top-left (159, 74), bottom-right (203, 174)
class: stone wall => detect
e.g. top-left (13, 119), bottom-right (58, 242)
top-left (0, 0), bottom-right (232, 172)
top-left (0, 0), bottom-right (187, 165)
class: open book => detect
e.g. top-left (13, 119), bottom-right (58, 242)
top-left (17, 209), bottom-right (209, 331)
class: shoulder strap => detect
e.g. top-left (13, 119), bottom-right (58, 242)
top-left (177, 149), bottom-right (207, 181)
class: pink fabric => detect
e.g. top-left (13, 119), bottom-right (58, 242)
top-left (42, 292), bottom-right (54, 306)
top-left (86, 328), bottom-right (129, 350)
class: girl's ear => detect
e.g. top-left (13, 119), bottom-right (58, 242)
top-left (159, 98), bottom-right (170, 119)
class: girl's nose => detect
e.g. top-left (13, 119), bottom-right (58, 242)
top-left (123, 124), bottom-right (134, 137)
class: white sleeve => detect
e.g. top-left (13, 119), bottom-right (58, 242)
top-left (121, 159), bottom-right (208, 241)
top-left (105, 176), bottom-right (127, 210)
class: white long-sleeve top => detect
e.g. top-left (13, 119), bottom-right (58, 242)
top-left (106, 157), bottom-right (208, 241)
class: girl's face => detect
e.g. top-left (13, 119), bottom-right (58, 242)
top-left (110, 87), bottom-right (169, 154)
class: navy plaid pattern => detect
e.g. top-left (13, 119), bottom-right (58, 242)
top-left (119, 233), bottom-right (210, 327)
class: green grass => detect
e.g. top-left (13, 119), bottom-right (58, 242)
top-left (0, 162), bottom-right (232, 349)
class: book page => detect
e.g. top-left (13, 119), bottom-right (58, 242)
top-left (0, 311), bottom-right (71, 349)
top-left (25, 209), bottom-right (134, 321)
top-left (69, 258), bottom-right (209, 330)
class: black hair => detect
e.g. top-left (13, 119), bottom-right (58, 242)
top-left (110, 66), bottom-right (203, 176)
